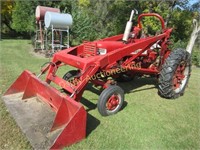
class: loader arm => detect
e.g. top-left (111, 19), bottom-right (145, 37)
top-left (106, 33), bottom-right (167, 67)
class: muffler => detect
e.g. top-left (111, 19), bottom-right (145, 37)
top-left (122, 9), bottom-right (138, 42)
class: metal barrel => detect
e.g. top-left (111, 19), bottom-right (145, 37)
top-left (44, 11), bottom-right (73, 29)
top-left (35, 6), bottom-right (60, 21)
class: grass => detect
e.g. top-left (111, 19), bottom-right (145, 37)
top-left (0, 39), bottom-right (200, 150)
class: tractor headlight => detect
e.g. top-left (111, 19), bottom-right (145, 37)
top-left (98, 48), bottom-right (107, 55)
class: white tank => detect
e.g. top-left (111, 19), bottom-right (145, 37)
top-left (44, 11), bottom-right (73, 29)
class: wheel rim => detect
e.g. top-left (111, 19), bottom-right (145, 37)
top-left (173, 61), bottom-right (189, 93)
top-left (106, 94), bottom-right (121, 112)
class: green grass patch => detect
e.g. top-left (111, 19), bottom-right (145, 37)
top-left (0, 40), bottom-right (200, 149)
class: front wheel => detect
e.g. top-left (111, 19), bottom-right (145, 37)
top-left (158, 48), bottom-right (191, 99)
top-left (97, 85), bottom-right (124, 116)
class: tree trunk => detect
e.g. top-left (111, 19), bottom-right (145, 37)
top-left (186, 19), bottom-right (200, 54)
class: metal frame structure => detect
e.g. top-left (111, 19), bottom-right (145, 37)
top-left (49, 25), bottom-right (70, 53)
top-left (43, 13), bottom-right (171, 101)
top-left (35, 20), bottom-right (47, 51)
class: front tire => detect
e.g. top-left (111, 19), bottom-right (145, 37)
top-left (97, 85), bottom-right (124, 116)
top-left (158, 48), bottom-right (191, 99)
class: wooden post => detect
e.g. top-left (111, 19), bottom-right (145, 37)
top-left (186, 19), bottom-right (200, 54)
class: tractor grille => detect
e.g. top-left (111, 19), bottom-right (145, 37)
top-left (83, 42), bottom-right (97, 57)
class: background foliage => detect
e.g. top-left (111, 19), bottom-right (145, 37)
top-left (1, 0), bottom-right (200, 65)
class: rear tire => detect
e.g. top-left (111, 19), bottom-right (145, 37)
top-left (158, 48), bottom-right (191, 99)
top-left (62, 70), bottom-right (80, 92)
top-left (97, 85), bottom-right (124, 116)
top-left (63, 70), bottom-right (79, 81)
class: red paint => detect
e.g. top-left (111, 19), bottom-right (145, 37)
top-left (107, 95), bottom-right (120, 111)
top-left (138, 13), bottom-right (165, 30)
top-left (173, 63), bottom-right (186, 90)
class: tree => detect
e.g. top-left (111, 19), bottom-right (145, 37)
top-left (6, 0), bottom-right (198, 44)
top-left (1, 0), bottom-right (15, 32)
top-left (11, 0), bottom-right (61, 36)
top-left (12, 1), bottom-right (36, 34)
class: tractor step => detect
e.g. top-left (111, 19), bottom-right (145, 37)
top-left (2, 93), bottom-right (64, 149)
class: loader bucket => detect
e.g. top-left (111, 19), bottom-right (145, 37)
top-left (2, 70), bottom-right (87, 149)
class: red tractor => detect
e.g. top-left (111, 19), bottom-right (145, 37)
top-left (3, 10), bottom-right (191, 149)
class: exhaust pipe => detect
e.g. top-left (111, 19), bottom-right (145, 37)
top-left (122, 9), bottom-right (138, 42)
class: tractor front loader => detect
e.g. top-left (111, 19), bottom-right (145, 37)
top-left (2, 10), bottom-right (191, 149)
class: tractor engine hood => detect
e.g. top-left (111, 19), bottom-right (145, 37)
top-left (96, 41), bottom-right (126, 53)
